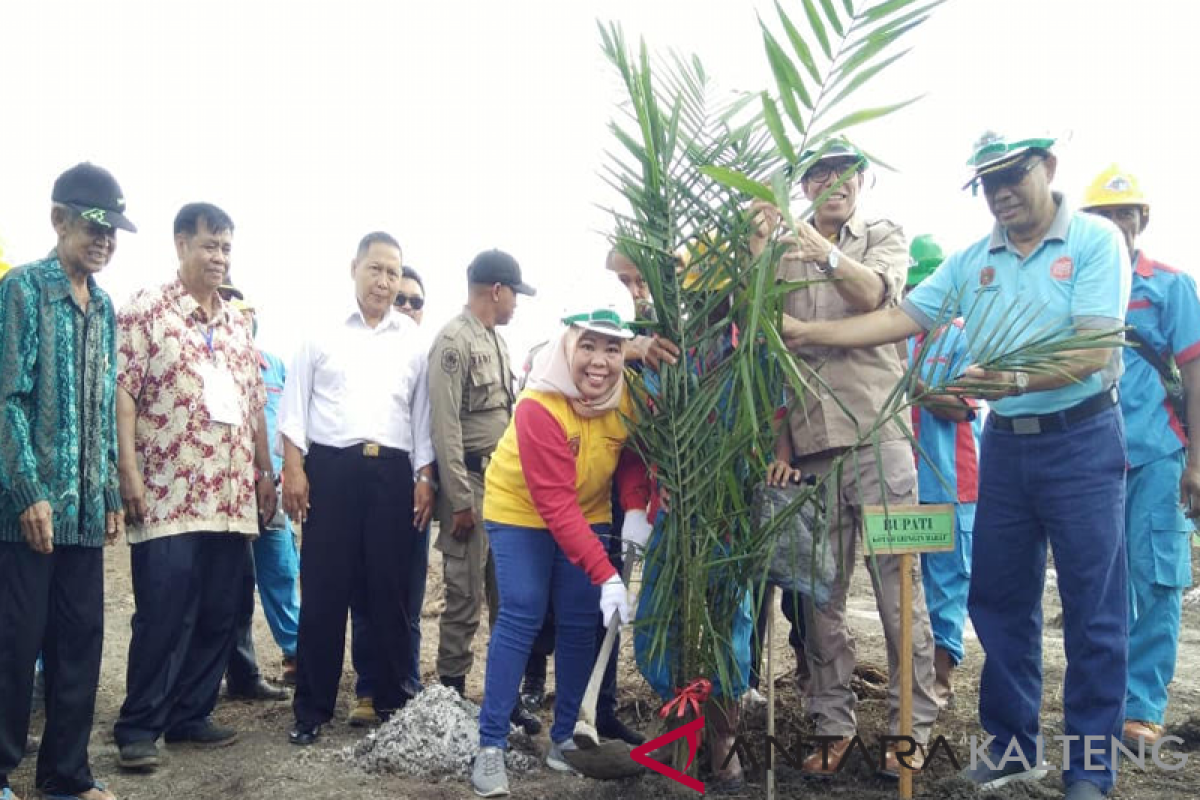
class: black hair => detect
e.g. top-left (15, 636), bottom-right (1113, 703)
top-left (356, 231), bottom-right (402, 261)
top-left (174, 202), bottom-right (234, 237)
top-left (401, 265), bottom-right (425, 295)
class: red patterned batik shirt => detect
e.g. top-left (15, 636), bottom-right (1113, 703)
top-left (117, 279), bottom-right (266, 543)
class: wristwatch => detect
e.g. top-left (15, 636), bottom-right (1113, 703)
top-left (819, 246), bottom-right (841, 274)
top-left (1012, 371), bottom-right (1029, 395)
top-left (416, 473), bottom-right (438, 492)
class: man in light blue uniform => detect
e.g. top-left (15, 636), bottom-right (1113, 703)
top-left (225, 293), bottom-right (301, 692)
top-left (1080, 166), bottom-right (1200, 747)
top-left (905, 234), bottom-right (983, 712)
top-left (780, 133), bottom-right (1130, 800)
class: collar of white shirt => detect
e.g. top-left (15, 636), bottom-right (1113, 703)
top-left (343, 298), bottom-right (411, 333)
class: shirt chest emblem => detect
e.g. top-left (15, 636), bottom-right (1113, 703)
top-left (979, 267), bottom-right (996, 286)
top-left (567, 435), bottom-right (581, 457)
top-left (1050, 256), bottom-right (1074, 281)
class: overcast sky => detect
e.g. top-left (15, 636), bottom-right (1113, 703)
top-left (1, 0), bottom-right (1193, 363)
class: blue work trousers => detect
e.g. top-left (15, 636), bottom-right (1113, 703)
top-left (921, 503), bottom-right (974, 665)
top-left (970, 404), bottom-right (1127, 794)
top-left (479, 523), bottom-right (603, 748)
top-left (1125, 450), bottom-right (1193, 724)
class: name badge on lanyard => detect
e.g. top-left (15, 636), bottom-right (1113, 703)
top-left (195, 323), bottom-right (242, 426)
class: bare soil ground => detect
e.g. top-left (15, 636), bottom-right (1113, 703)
top-left (10, 535), bottom-right (1200, 799)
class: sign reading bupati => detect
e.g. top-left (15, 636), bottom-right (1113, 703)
top-left (862, 504), bottom-right (955, 554)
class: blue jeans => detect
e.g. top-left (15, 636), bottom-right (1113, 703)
top-left (352, 526), bottom-right (430, 697)
top-left (921, 503), bottom-right (974, 665)
top-left (1125, 450), bottom-right (1192, 723)
top-left (253, 526), bottom-right (300, 659)
top-left (970, 404), bottom-right (1127, 793)
top-left (479, 522), bottom-right (603, 748)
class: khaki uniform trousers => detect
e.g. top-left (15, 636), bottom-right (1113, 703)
top-left (435, 472), bottom-right (499, 678)
top-left (795, 439), bottom-right (940, 743)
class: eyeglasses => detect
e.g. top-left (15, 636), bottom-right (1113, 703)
top-left (76, 218), bottom-right (117, 242)
top-left (394, 293), bottom-right (425, 310)
top-left (978, 158), bottom-right (1041, 193)
top-left (802, 158), bottom-right (862, 184)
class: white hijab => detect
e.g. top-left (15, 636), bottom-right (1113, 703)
top-left (525, 326), bottom-right (625, 419)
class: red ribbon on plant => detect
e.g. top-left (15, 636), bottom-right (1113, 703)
top-left (658, 678), bottom-right (712, 720)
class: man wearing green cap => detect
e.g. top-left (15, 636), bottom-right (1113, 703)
top-left (752, 137), bottom-right (939, 777)
top-left (904, 235), bottom-right (982, 712)
top-left (781, 133), bottom-right (1130, 800)
top-left (1, 162), bottom-right (136, 800)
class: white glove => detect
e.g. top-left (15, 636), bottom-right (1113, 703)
top-left (620, 509), bottom-right (653, 554)
top-left (600, 575), bottom-right (632, 626)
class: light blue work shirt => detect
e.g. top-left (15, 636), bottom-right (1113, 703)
top-left (1121, 252), bottom-right (1200, 468)
top-left (902, 194), bottom-right (1130, 416)
top-left (260, 350), bottom-right (287, 475)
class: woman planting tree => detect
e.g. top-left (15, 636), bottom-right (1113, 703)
top-left (470, 310), bottom-right (652, 799)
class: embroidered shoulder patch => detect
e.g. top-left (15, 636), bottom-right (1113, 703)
top-left (441, 348), bottom-right (461, 374)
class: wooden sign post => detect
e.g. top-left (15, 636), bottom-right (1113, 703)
top-left (862, 504), bottom-right (956, 800)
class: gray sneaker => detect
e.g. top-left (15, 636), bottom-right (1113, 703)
top-left (547, 738), bottom-right (579, 773)
top-left (1065, 781), bottom-right (1106, 800)
top-left (960, 757), bottom-right (1049, 790)
top-left (471, 746), bottom-right (509, 798)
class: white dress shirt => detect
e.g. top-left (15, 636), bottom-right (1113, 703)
top-left (278, 300), bottom-right (434, 472)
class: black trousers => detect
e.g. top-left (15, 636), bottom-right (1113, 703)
top-left (0, 543), bottom-right (103, 795)
top-left (524, 498), bottom-right (624, 721)
top-left (292, 445), bottom-right (418, 727)
top-left (114, 532), bottom-right (246, 745)
top-left (226, 538), bottom-right (262, 691)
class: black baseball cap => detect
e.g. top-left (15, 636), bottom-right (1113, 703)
top-left (51, 163), bottom-right (137, 233)
top-left (467, 249), bottom-right (536, 296)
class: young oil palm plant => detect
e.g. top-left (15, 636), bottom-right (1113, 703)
top-left (600, 0), bottom-right (1124, 775)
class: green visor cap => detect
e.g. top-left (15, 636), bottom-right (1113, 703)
top-left (793, 137), bottom-right (868, 177)
top-left (962, 132), bottom-right (1056, 190)
top-left (562, 308), bottom-right (636, 340)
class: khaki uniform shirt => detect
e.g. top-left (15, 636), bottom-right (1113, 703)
top-left (428, 310), bottom-right (515, 514)
top-left (779, 210), bottom-right (910, 457)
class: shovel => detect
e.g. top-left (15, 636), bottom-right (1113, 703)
top-left (564, 560), bottom-right (644, 779)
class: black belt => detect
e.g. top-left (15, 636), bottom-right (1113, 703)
top-left (989, 385), bottom-right (1119, 435)
top-left (310, 442), bottom-right (409, 460)
top-left (463, 452), bottom-right (492, 474)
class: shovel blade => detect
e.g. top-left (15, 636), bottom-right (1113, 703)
top-left (562, 740), bottom-right (644, 780)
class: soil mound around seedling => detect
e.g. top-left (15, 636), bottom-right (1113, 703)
top-left (347, 684), bottom-right (540, 778)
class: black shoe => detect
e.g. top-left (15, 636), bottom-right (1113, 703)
top-left (289, 722), bottom-right (321, 746)
top-left (510, 704), bottom-right (542, 736)
top-left (227, 676), bottom-right (289, 701)
top-left (165, 719), bottom-right (239, 747)
top-left (597, 715), bottom-right (645, 746)
top-left (440, 675), bottom-right (466, 697)
top-left (117, 739), bottom-right (161, 771)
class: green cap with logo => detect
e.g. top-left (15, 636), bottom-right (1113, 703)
top-left (906, 234), bottom-right (944, 288)
top-left (798, 136), bottom-right (869, 176)
top-left (963, 131), bottom-right (1056, 192)
top-left (562, 308), bottom-right (635, 340)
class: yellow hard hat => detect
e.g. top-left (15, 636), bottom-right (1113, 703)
top-left (0, 238), bottom-right (11, 281)
top-left (229, 297), bottom-right (255, 313)
top-left (1081, 165), bottom-right (1149, 211)
top-left (676, 234), bottom-right (733, 291)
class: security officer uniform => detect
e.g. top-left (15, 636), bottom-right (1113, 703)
top-left (430, 310), bottom-right (514, 685)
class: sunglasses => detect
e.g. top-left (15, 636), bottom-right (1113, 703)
top-left (801, 158), bottom-right (862, 184)
top-left (76, 218), bottom-right (117, 242)
top-left (978, 157), bottom-right (1040, 193)
top-left (394, 293), bottom-right (425, 310)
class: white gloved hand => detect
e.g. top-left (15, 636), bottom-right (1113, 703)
top-left (599, 575), bottom-right (632, 626)
top-left (620, 509), bottom-right (653, 554)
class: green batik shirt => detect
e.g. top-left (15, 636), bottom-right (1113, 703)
top-left (0, 257), bottom-right (121, 547)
